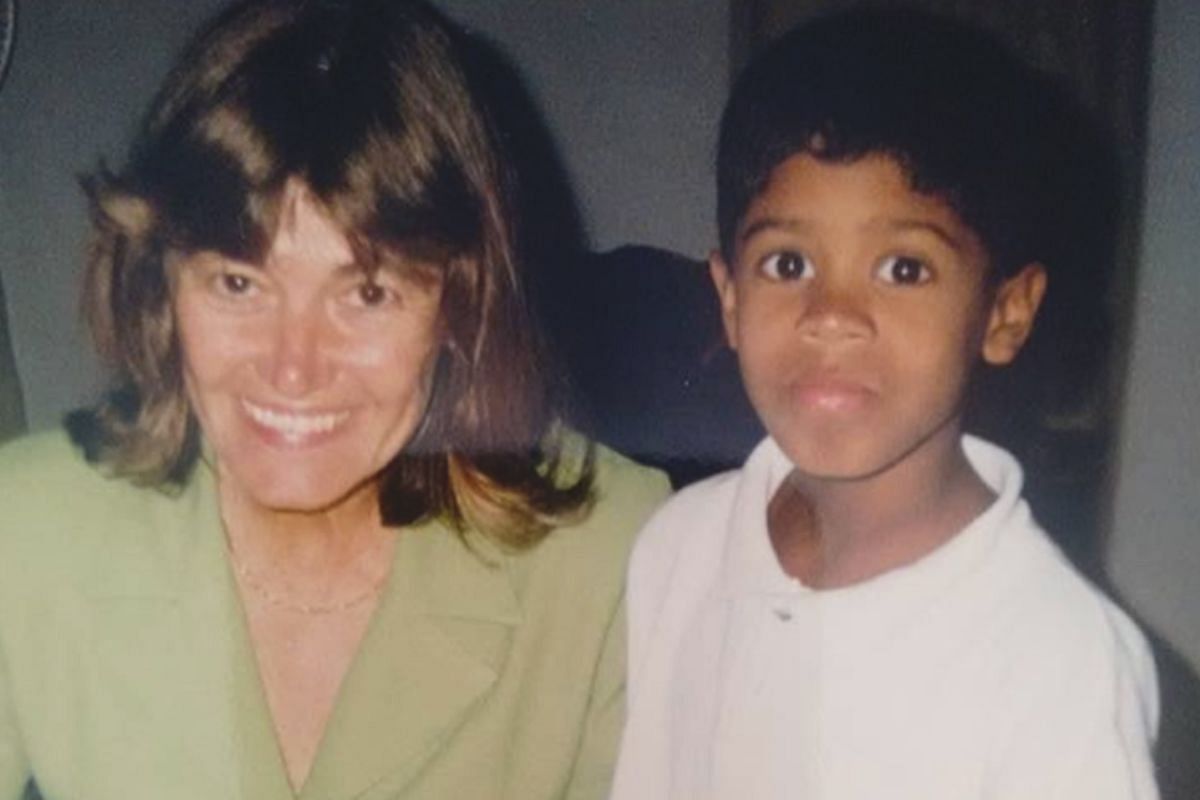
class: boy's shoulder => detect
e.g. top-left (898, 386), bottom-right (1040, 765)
top-left (631, 464), bottom-right (744, 566)
top-left (961, 438), bottom-right (1153, 666)
top-left (995, 517), bottom-right (1155, 683)
top-left (963, 518), bottom-right (1160, 786)
top-left (944, 452), bottom-right (1159, 740)
top-left (629, 436), bottom-right (786, 591)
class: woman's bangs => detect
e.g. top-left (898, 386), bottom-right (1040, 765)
top-left (145, 106), bottom-right (283, 264)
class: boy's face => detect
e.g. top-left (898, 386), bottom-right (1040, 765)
top-left (711, 153), bottom-right (1044, 483)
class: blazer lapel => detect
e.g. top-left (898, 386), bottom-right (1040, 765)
top-left (83, 463), bottom-right (270, 799)
top-left (300, 520), bottom-right (522, 800)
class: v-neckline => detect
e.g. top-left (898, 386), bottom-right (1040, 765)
top-left (222, 527), bottom-right (401, 799)
top-left (198, 482), bottom-right (523, 800)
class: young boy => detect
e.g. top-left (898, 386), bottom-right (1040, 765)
top-left (612, 9), bottom-right (1158, 799)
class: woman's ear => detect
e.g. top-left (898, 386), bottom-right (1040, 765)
top-left (981, 262), bottom-right (1048, 365)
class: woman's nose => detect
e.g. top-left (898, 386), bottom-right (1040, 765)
top-left (262, 302), bottom-right (332, 397)
top-left (797, 280), bottom-right (874, 343)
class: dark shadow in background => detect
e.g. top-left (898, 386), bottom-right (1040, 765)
top-left (541, 244), bottom-right (762, 487)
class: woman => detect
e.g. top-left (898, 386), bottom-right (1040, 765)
top-left (0, 1), bottom-right (668, 798)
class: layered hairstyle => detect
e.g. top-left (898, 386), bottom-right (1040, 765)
top-left (70, 0), bottom-right (592, 547)
top-left (716, 8), bottom-right (1112, 286)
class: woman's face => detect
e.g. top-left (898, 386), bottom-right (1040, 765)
top-left (173, 184), bottom-right (444, 516)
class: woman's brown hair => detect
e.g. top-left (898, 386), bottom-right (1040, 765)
top-left (70, 0), bottom-right (592, 547)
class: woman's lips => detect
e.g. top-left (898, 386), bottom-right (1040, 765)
top-left (240, 398), bottom-right (351, 446)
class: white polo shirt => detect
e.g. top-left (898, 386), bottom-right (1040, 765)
top-left (612, 436), bottom-right (1159, 800)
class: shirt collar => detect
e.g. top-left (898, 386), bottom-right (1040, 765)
top-left (717, 433), bottom-right (1028, 600)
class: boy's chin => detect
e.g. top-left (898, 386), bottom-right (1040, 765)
top-left (770, 422), bottom-right (965, 489)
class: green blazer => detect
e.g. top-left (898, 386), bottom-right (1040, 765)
top-left (0, 431), bottom-right (669, 800)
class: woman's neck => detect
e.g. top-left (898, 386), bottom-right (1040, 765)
top-left (216, 475), bottom-right (396, 609)
top-left (216, 473), bottom-right (399, 789)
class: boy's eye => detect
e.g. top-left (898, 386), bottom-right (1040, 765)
top-left (760, 251), bottom-right (814, 281)
top-left (876, 255), bottom-right (930, 285)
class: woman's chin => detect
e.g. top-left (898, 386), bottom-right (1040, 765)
top-left (223, 462), bottom-right (379, 518)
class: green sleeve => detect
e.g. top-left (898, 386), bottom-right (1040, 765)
top-left (0, 637), bottom-right (31, 800)
top-left (564, 599), bottom-right (628, 800)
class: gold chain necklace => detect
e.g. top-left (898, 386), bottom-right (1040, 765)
top-left (229, 552), bottom-right (390, 615)
top-left (217, 481), bottom-right (395, 616)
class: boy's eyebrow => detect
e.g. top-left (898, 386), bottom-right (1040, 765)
top-left (738, 216), bottom-right (812, 243)
top-left (880, 219), bottom-right (969, 252)
top-left (738, 216), bottom-right (970, 254)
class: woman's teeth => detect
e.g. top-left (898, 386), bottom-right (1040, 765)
top-left (242, 400), bottom-right (349, 437)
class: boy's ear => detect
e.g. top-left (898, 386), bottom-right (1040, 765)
top-left (981, 262), bottom-right (1047, 365)
top-left (708, 251), bottom-right (739, 350)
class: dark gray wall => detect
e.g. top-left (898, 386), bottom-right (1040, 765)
top-left (439, 1), bottom-right (727, 257)
top-left (0, 0), bottom-right (228, 430)
top-left (1110, 0), bottom-right (1200, 671)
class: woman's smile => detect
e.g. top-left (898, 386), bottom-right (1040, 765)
top-left (240, 398), bottom-right (353, 446)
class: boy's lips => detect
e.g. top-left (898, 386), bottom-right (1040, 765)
top-left (788, 376), bottom-right (877, 413)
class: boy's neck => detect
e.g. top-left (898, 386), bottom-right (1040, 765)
top-left (767, 433), bottom-right (996, 590)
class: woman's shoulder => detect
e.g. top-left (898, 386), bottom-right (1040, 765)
top-left (0, 427), bottom-right (107, 498)
top-left (0, 426), bottom-right (155, 504)
top-left (587, 440), bottom-right (673, 530)
top-left (0, 427), bottom-right (186, 565)
top-left (497, 439), bottom-right (670, 592)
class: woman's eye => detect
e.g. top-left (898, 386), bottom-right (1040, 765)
top-left (213, 271), bottom-right (257, 296)
top-left (352, 280), bottom-right (395, 308)
top-left (761, 251), bottom-right (813, 281)
top-left (877, 255), bottom-right (930, 285)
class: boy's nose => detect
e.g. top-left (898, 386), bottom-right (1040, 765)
top-left (260, 303), bottom-right (334, 397)
top-left (797, 284), bottom-right (873, 342)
